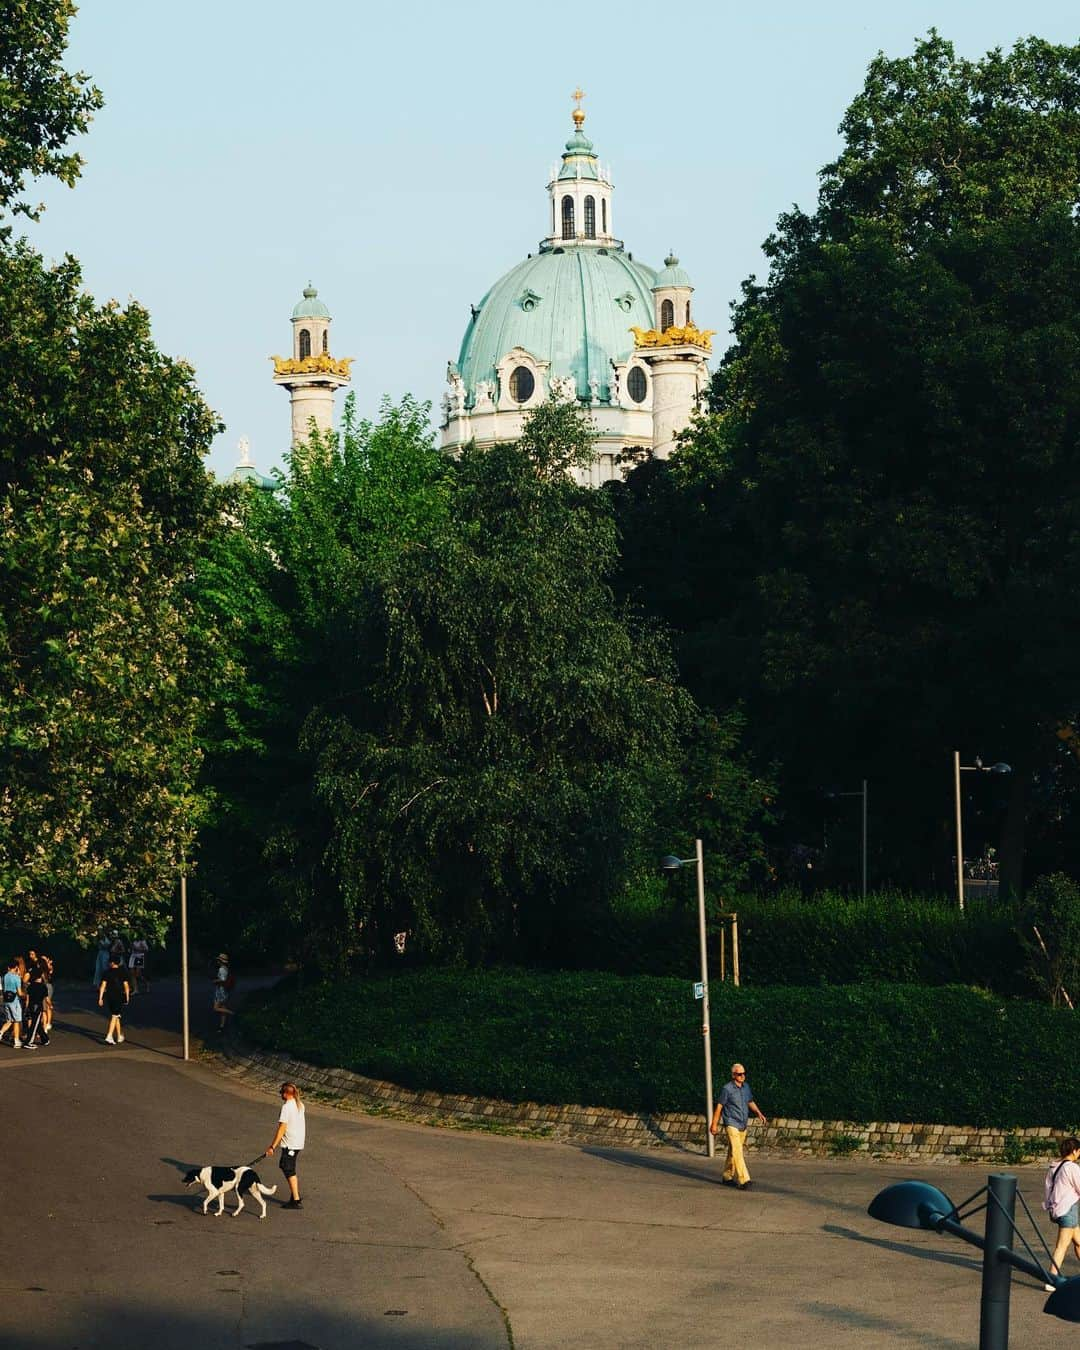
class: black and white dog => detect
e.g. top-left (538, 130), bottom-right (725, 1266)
top-left (183, 1164), bottom-right (277, 1218)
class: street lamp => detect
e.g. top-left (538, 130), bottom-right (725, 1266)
top-left (826, 780), bottom-right (868, 898)
top-left (953, 753), bottom-right (1012, 911)
top-left (869, 1172), bottom-right (1080, 1348)
top-left (661, 840), bottom-right (714, 1159)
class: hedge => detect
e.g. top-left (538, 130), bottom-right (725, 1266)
top-left (569, 888), bottom-right (1028, 993)
top-left (240, 968), bottom-right (1077, 1127)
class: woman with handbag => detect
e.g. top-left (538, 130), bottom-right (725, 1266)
top-left (1043, 1136), bottom-right (1080, 1289)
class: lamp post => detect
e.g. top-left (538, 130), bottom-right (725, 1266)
top-left (953, 754), bottom-right (1011, 911)
top-left (660, 840), bottom-right (714, 1158)
top-left (826, 780), bottom-right (868, 898)
top-left (869, 1172), bottom-right (1080, 1348)
top-left (180, 865), bottom-right (190, 1062)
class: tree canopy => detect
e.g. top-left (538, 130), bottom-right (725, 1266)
top-left (613, 32), bottom-right (1080, 894)
top-left (0, 0), bottom-right (102, 219)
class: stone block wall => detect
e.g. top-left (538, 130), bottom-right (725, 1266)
top-left (219, 1040), bottom-right (1060, 1161)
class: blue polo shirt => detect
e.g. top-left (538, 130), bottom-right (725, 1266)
top-left (719, 1079), bottom-right (754, 1129)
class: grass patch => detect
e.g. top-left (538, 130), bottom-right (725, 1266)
top-left (240, 968), bottom-right (1080, 1127)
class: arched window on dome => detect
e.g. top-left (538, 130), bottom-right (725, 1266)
top-left (602, 198), bottom-right (607, 234)
top-left (561, 195), bottom-right (574, 240)
top-left (685, 299), bottom-right (691, 325)
top-left (321, 329), bottom-right (328, 354)
top-left (660, 299), bottom-right (675, 332)
top-left (552, 198), bottom-right (556, 235)
top-left (584, 196), bottom-right (596, 239)
top-left (298, 328), bottom-right (311, 359)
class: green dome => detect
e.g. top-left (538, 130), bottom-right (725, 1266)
top-left (558, 129), bottom-right (599, 180)
top-left (292, 282), bottom-right (330, 320)
top-left (457, 245), bottom-right (658, 404)
top-left (653, 253), bottom-right (692, 289)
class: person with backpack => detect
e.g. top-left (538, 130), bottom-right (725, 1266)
top-left (1043, 1136), bottom-right (1080, 1289)
top-left (212, 953), bottom-right (235, 1033)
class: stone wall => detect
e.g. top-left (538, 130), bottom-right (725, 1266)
top-left (219, 1040), bottom-right (1060, 1161)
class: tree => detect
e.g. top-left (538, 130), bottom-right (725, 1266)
top-left (613, 33), bottom-right (1080, 894)
top-left (304, 399), bottom-right (766, 964)
top-left (0, 241), bottom-right (224, 937)
top-left (192, 396), bottom-right (453, 966)
top-left (0, 0), bottom-right (103, 220)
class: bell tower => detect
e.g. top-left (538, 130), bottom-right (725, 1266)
top-left (271, 283), bottom-right (352, 445)
top-left (632, 255), bottom-right (713, 459)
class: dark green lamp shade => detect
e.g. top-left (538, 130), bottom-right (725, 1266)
top-left (1044, 1279), bottom-right (1080, 1322)
top-left (868, 1181), bottom-right (955, 1230)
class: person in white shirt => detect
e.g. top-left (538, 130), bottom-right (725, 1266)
top-left (1043, 1135), bottom-right (1080, 1289)
top-left (265, 1081), bottom-right (305, 1208)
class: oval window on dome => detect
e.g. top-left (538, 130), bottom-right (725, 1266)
top-left (627, 366), bottom-right (647, 404)
top-left (509, 366), bottom-right (535, 403)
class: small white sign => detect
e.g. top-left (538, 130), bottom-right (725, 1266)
top-left (693, 981), bottom-right (705, 1000)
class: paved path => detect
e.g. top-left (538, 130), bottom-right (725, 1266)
top-left (20, 980), bottom-right (1070, 1348)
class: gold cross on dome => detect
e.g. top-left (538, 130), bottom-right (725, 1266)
top-left (572, 87), bottom-right (585, 109)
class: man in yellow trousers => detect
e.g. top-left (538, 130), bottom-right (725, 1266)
top-left (710, 1062), bottom-right (768, 1189)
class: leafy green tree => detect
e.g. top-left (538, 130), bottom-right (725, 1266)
top-left (0, 242), bottom-right (224, 937)
top-left (614, 33), bottom-right (1080, 895)
top-left (301, 399), bottom-right (768, 965)
top-left (0, 0), bottom-right (102, 220)
top-left (192, 396), bottom-right (453, 966)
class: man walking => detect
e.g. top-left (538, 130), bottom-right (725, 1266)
top-left (710, 1062), bottom-right (768, 1189)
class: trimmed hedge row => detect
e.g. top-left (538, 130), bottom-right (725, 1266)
top-left (571, 889), bottom-right (1028, 993)
top-left (241, 968), bottom-right (1077, 1127)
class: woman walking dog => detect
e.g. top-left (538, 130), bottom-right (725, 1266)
top-left (264, 1082), bottom-right (305, 1209)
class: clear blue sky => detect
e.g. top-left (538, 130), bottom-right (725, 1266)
top-left (22, 1), bottom-right (1080, 478)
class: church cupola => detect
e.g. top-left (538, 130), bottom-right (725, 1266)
top-left (652, 253), bottom-right (694, 331)
top-left (271, 283), bottom-right (352, 445)
top-left (544, 89), bottom-right (615, 250)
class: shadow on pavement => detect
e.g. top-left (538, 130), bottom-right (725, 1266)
top-left (802, 1301), bottom-right (971, 1349)
top-left (579, 1145), bottom-right (872, 1216)
top-left (822, 1222), bottom-right (982, 1272)
top-left (579, 1145), bottom-right (726, 1186)
top-left (20, 1295), bottom-right (509, 1350)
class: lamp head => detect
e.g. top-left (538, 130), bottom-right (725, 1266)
top-left (990, 762), bottom-right (1012, 775)
top-left (659, 855), bottom-right (683, 874)
top-left (1045, 1277), bottom-right (1080, 1322)
top-left (868, 1181), bottom-right (955, 1231)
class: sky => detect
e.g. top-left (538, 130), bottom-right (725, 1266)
top-left (22, 0), bottom-right (1080, 479)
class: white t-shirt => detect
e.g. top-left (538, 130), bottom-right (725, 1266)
top-left (279, 1097), bottom-right (306, 1150)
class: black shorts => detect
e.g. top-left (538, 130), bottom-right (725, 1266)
top-left (279, 1147), bottom-right (301, 1177)
top-left (105, 997), bottom-right (124, 1016)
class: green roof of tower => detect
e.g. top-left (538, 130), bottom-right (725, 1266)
top-left (292, 282), bottom-right (330, 320)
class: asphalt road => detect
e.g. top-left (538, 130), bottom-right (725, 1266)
top-left (20, 978), bottom-right (1073, 1349)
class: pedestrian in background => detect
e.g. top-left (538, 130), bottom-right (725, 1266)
top-left (710, 1062), bottom-right (768, 1190)
top-left (0, 958), bottom-right (25, 1049)
top-left (1043, 1136), bottom-right (1080, 1289)
top-left (92, 935), bottom-right (110, 988)
top-left (98, 954), bottom-right (130, 1044)
top-left (129, 936), bottom-right (149, 994)
top-left (212, 953), bottom-right (234, 1033)
top-left (265, 1081), bottom-right (305, 1209)
top-left (25, 963), bottom-right (49, 1047)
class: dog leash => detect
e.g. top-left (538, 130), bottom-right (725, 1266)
top-left (245, 1153), bottom-right (270, 1168)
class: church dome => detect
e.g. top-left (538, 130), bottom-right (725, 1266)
top-left (457, 245), bottom-right (658, 405)
top-left (292, 282), bottom-right (330, 320)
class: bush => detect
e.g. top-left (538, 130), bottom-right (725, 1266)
top-left (240, 968), bottom-right (1079, 1126)
top-left (564, 886), bottom-right (1027, 994)
top-left (1021, 872), bottom-right (1080, 1006)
